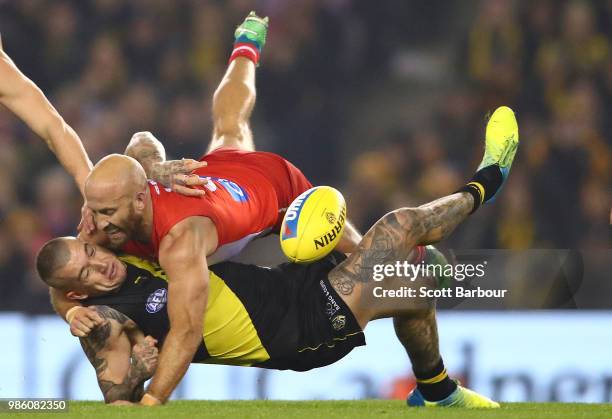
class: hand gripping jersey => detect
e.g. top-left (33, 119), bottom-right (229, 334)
top-left (123, 148), bottom-right (312, 264)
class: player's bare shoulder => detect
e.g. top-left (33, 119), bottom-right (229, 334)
top-left (160, 216), bottom-right (219, 260)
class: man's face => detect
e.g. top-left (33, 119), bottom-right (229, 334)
top-left (87, 191), bottom-right (142, 248)
top-left (55, 238), bottom-right (127, 297)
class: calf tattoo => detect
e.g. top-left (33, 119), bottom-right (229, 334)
top-left (393, 311), bottom-right (442, 376)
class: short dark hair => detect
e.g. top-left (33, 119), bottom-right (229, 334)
top-left (35, 237), bottom-right (72, 290)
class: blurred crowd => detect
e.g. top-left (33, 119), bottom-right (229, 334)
top-left (0, 0), bottom-right (609, 313)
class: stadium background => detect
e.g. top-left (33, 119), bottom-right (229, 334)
top-left (0, 0), bottom-right (610, 403)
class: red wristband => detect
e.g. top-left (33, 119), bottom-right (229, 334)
top-left (229, 42), bottom-right (259, 65)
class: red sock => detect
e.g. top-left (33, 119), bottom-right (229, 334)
top-left (229, 42), bottom-right (260, 65)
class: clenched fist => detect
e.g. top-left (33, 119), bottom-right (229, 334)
top-left (132, 336), bottom-right (159, 380)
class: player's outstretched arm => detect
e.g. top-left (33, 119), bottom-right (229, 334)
top-left (79, 306), bottom-right (158, 403)
top-left (207, 12), bottom-right (268, 153)
top-left (0, 45), bottom-right (92, 194)
top-left (142, 217), bottom-right (214, 405)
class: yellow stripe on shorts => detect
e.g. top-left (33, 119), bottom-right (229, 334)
top-left (203, 272), bottom-right (270, 366)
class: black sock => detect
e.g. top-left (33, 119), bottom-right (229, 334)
top-left (456, 164), bottom-right (503, 213)
top-left (414, 359), bottom-right (457, 401)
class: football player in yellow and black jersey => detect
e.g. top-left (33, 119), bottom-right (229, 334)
top-left (36, 106), bottom-right (518, 408)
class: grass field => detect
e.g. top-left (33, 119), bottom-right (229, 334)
top-left (51, 400), bottom-right (612, 418)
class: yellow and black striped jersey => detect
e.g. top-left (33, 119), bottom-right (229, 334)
top-left (82, 252), bottom-right (365, 371)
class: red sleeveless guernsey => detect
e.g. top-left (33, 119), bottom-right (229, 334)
top-left (122, 148), bottom-right (312, 264)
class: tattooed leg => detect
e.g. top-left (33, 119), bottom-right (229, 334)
top-left (393, 308), bottom-right (442, 376)
top-left (416, 192), bottom-right (474, 244)
top-left (329, 191), bottom-right (474, 325)
top-left (326, 193), bottom-right (474, 400)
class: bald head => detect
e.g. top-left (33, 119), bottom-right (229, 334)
top-left (85, 154), bottom-right (147, 200)
top-left (84, 154), bottom-right (150, 248)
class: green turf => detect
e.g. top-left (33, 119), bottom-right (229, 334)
top-left (21, 400), bottom-right (612, 419)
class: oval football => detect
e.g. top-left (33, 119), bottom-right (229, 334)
top-left (280, 186), bottom-right (346, 263)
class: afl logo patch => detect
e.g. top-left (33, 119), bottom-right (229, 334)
top-left (146, 288), bottom-right (167, 313)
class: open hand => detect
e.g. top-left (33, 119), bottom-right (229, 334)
top-left (77, 203), bottom-right (96, 235)
top-left (150, 159), bottom-right (209, 197)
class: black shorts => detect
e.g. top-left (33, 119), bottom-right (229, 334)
top-left (209, 252), bottom-right (366, 371)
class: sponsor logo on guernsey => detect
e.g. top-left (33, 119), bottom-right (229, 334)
top-left (203, 177), bottom-right (248, 202)
top-left (320, 280), bottom-right (340, 318)
top-left (313, 206), bottom-right (346, 250)
top-left (332, 315), bottom-right (346, 331)
top-left (282, 188), bottom-right (317, 240)
top-left (146, 288), bottom-right (167, 313)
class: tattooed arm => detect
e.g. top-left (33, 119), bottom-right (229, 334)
top-left (79, 306), bottom-right (158, 403)
top-left (124, 131), bottom-right (207, 197)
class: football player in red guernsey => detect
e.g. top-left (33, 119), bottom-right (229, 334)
top-left (49, 12), bottom-right (361, 405)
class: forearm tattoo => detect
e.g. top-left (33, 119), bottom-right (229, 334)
top-left (93, 305), bottom-right (131, 325)
top-left (149, 160), bottom-right (195, 189)
top-left (149, 161), bottom-right (179, 187)
top-left (130, 149), bottom-right (162, 178)
top-left (98, 361), bottom-right (148, 403)
top-left (79, 306), bottom-right (147, 403)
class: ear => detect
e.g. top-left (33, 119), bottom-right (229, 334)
top-left (135, 190), bottom-right (146, 212)
top-left (66, 291), bottom-right (88, 300)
